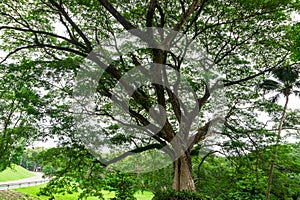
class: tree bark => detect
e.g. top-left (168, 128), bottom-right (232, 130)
top-left (172, 152), bottom-right (196, 191)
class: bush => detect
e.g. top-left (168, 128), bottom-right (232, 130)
top-left (105, 171), bottom-right (137, 200)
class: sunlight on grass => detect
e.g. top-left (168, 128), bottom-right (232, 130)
top-left (14, 184), bottom-right (154, 200)
top-left (0, 165), bottom-right (35, 182)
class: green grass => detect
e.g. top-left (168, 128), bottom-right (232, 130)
top-left (15, 185), bottom-right (98, 200)
top-left (134, 191), bottom-right (154, 200)
top-left (0, 164), bottom-right (35, 182)
top-left (14, 184), bottom-right (154, 200)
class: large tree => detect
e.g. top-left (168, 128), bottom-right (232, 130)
top-left (0, 0), bottom-right (298, 191)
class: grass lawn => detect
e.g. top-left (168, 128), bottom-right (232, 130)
top-left (0, 165), bottom-right (35, 182)
top-left (14, 184), bottom-right (154, 200)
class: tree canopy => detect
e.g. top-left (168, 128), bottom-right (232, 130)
top-left (0, 0), bottom-right (299, 197)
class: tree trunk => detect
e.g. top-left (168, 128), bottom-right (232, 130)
top-left (172, 152), bottom-right (196, 191)
top-left (266, 94), bottom-right (289, 200)
top-left (266, 163), bottom-right (275, 200)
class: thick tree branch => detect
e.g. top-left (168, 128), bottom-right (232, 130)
top-left (183, 0), bottom-right (208, 34)
top-left (197, 83), bottom-right (210, 111)
top-left (49, 0), bottom-right (92, 52)
top-left (97, 0), bottom-right (136, 30)
top-left (190, 118), bottom-right (224, 148)
top-left (98, 143), bottom-right (166, 166)
top-left (156, 1), bottom-right (165, 27)
top-left (146, 0), bottom-right (157, 27)
top-left (174, 0), bottom-right (201, 31)
top-left (96, 0), bottom-right (155, 45)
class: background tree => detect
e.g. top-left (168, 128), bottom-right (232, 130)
top-left (0, 62), bottom-right (47, 171)
top-left (259, 66), bottom-right (300, 200)
top-left (18, 147), bottom-right (44, 171)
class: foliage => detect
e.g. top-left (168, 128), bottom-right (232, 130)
top-left (35, 146), bottom-right (146, 199)
top-left (105, 171), bottom-right (138, 200)
top-left (35, 146), bottom-right (106, 199)
top-left (0, 61), bottom-right (52, 171)
top-left (290, 23), bottom-right (300, 61)
top-left (18, 148), bottom-right (44, 172)
top-left (259, 66), bottom-right (300, 199)
top-left (139, 165), bottom-right (174, 193)
top-left (0, 0), bottom-right (299, 194)
top-left (193, 143), bottom-right (300, 200)
top-left (193, 153), bottom-right (234, 198)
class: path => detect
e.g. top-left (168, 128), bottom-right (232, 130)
top-left (0, 172), bottom-right (50, 190)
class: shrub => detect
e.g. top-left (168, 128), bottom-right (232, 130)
top-left (105, 171), bottom-right (137, 200)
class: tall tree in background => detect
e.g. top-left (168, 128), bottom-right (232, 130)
top-left (260, 66), bottom-right (300, 200)
top-left (0, 63), bottom-right (46, 171)
top-left (0, 0), bottom-right (298, 192)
